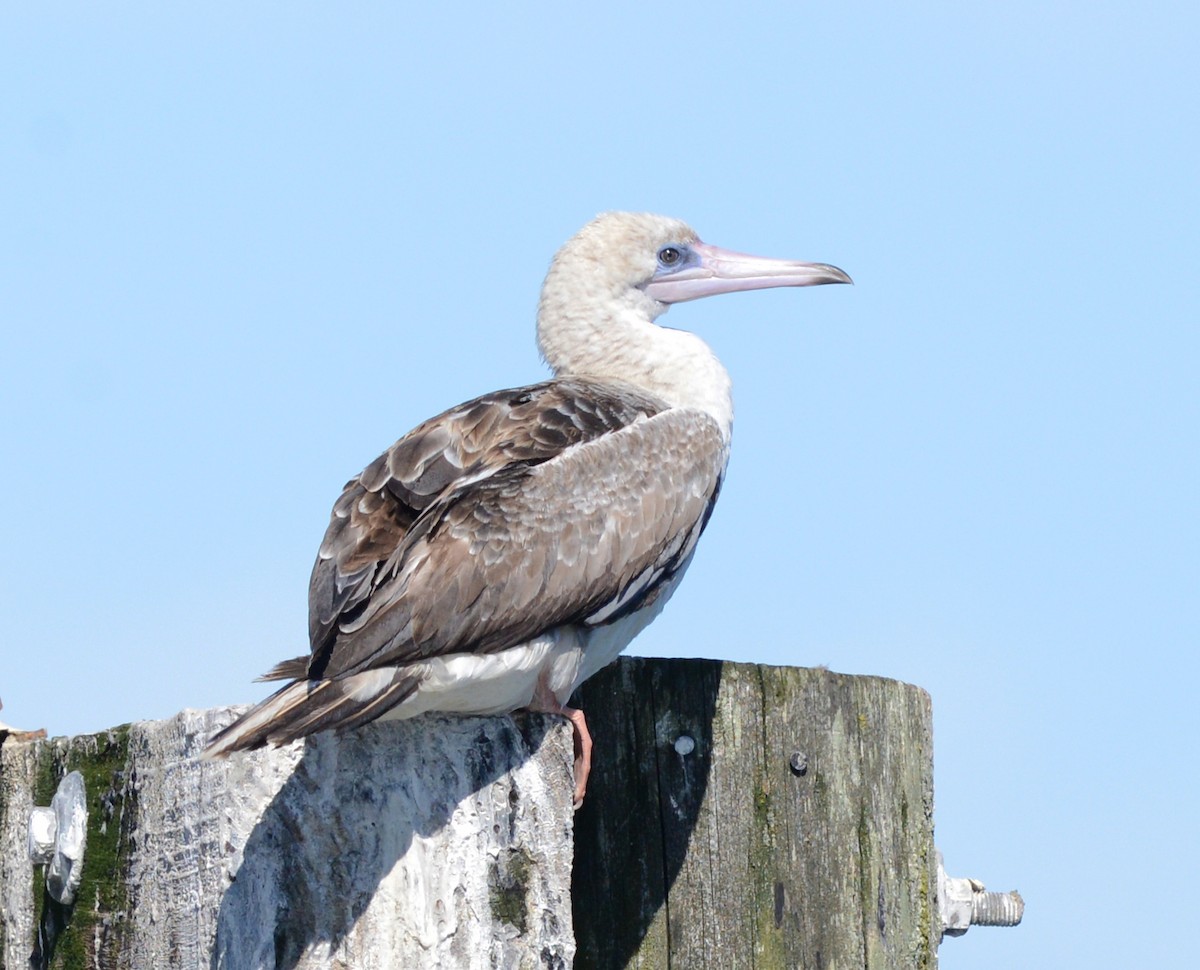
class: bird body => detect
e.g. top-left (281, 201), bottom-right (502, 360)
top-left (204, 213), bottom-right (849, 794)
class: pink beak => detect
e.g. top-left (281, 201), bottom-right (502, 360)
top-left (643, 240), bottom-right (852, 304)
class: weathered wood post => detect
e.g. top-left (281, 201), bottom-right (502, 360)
top-left (572, 658), bottom-right (937, 969)
top-left (1, 708), bottom-right (576, 969)
top-left (2, 658), bottom-right (943, 968)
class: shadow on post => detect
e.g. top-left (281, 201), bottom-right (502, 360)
top-left (212, 714), bottom-right (559, 969)
top-left (571, 657), bottom-right (722, 969)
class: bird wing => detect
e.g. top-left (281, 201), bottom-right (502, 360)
top-left (203, 380), bottom-right (726, 758)
top-left (318, 408), bottom-right (725, 678)
top-left (202, 400), bottom-right (725, 758)
top-left (299, 384), bottom-right (725, 681)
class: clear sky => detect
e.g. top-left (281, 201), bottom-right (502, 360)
top-left (3, 4), bottom-right (1196, 967)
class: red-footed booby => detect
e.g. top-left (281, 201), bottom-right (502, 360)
top-left (203, 212), bottom-right (850, 802)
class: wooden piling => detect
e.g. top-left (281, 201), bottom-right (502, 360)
top-left (2, 658), bottom-right (936, 968)
top-left (572, 658), bottom-right (937, 969)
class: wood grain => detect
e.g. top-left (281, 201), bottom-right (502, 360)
top-left (572, 658), bottom-right (937, 970)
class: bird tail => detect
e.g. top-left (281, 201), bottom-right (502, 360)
top-left (201, 667), bottom-right (421, 759)
top-left (255, 656), bottom-right (310, 682)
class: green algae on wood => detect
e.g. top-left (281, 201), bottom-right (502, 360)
top-left (489, 846), bottom-right (535, 933)
top-left (10, 726), bottom-right (135, 970)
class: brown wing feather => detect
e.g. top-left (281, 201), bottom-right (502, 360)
top-left (309, 408), bottom-right (726, 678)
top-left (304, 377), bottom-right (667, 675)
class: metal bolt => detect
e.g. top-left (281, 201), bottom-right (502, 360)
top-left (970, 887), bottom-right (1025, 927)
top-left (27, 771), bottom-right (88, 905)
top-left (674, 734), bottom-right (695, 756)
top-left (937, 850), bottom-right (1024, 939)
top-left (788, 751), bottom-right (808, 776)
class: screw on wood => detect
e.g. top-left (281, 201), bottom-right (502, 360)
top-left (27, 771), bottom-right (88, 905)
top-left (788, 751), bottom-right (808, 776)
top-left (936, 850), bottom-right (1023, 939)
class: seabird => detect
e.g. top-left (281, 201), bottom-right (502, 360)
top-left (0, 697), bottom-right (47, 743)
top-left (203, 212), bottom-right (850, 802)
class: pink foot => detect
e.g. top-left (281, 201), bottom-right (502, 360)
top-left (561, 706), bottom-right (593, 808)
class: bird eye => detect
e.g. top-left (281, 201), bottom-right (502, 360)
top-left (657, 246), bottom-right (682, 267)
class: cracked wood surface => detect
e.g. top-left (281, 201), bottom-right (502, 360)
top-left (1, 708), bottom-right (575, 969)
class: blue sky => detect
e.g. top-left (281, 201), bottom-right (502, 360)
top-left (3, 4), bottom-right (1196, 966)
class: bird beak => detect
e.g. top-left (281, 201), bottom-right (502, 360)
top-left (643, 240), bottom-right (852, 304)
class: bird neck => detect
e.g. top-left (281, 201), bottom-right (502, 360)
top-left (537, 300), bottom-right (734, 442)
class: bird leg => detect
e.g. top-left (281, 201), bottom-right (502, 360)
top-left (561, 705), bottom-right (593, 809)
top-left (528, 681), bottom-right (593, 808)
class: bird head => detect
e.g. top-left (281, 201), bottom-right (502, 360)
top-left (537, 212), bottom-right (850, 381)
top-left (539, 211), bottom-right (849, 324)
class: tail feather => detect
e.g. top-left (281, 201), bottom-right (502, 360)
top-left (255, 656), bottom-right (310, 682)
top-left (201, 668), bottom-right (421, 759)
top-left (319, 676), bottom-right (424, 735)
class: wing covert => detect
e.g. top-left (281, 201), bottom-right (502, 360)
top-left (306, 378), bottom-right (668, 669)
top-left (311, 408), bottom-right (727, 678)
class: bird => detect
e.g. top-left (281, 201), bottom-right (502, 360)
top-left (202, 212), bottom-right (850, 803)
top-left (0, 697), bottom-right (47, 743)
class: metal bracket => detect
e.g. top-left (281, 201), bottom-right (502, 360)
top-left (27, 771), bottom-right (88, 905)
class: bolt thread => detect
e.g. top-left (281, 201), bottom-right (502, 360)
top-left (971, 890), bottom-right (1024, 927)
